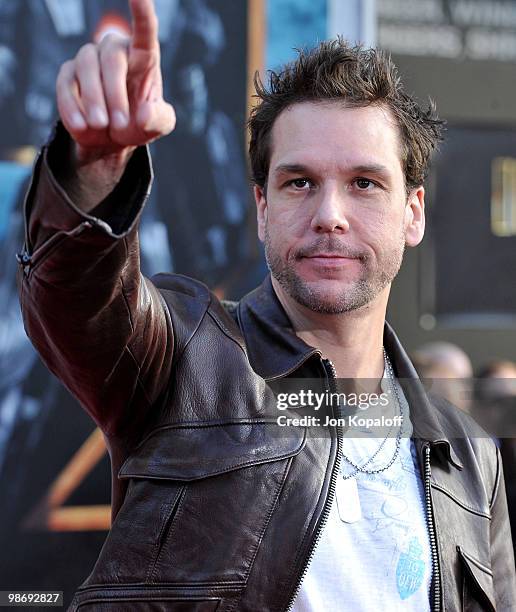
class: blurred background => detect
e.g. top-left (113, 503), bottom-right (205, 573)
top-left (0, 0), bottom-right (515, 605)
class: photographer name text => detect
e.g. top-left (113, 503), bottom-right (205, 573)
top-left (277, 414), bottom-right (403, 428)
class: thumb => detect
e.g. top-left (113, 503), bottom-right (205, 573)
top-left (137, 99), bottom-right (176, 136)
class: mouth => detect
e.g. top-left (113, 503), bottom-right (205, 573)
top-left (304, 253), bottom-right (357, 262)
top-left (305, 253), bottom-right (354, 259)
top-left (300, 254), bottom-right (360, 270)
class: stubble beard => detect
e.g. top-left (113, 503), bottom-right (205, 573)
top-left (264, 224), bottom-right (406, 314)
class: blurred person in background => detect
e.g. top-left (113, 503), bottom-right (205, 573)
top-left (477, 360), bottom-right (516, 401)
top-left (411, 341), bottom-right (473, 413)
top-left (476, 360), bottom-right (516, 560)
top-left (474, 359), bottom-right (516, 440)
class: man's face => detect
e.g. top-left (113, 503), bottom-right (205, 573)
top-left (254, 101), bottom-right (425, 314)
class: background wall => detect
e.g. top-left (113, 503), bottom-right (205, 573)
top-left (378, 0), bottom-right (516, 365)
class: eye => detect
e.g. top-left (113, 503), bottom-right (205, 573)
top-left (288, 178), bottom-right (312, 190)
top-left (354, 178), bottom-right (375, 190)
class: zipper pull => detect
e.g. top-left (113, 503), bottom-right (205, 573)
top-left (16, 249), bottom-right (32, 276)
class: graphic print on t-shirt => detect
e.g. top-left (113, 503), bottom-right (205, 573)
top-left (397, 537), bottom-right (426, 600)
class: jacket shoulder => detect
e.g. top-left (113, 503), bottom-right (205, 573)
top-left (151, 273), bottom-right (211, 356)
top-left (151, 273), bottom-right (245, 355)
top-left (151, 272), bottom-right (211, 301)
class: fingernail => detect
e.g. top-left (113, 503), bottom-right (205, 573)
top-left (70, 112), bottom-right (87, 130)
top-left (112, 110), bottom-right (128, 129)
top-left (89, 105), bottom-right (109, 127)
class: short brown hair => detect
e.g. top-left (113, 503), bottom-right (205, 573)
top-left (248, 38), bottom-right (445, 191)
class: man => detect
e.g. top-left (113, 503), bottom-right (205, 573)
top-left (18, 0), bottom-right (516, 610)
top-left (411, 342), bottom-right (473, 412)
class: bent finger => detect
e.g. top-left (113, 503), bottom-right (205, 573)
top-left (75, 43), bottom-right (109, 129)
top-left (99, 35), bottom-right (130, 130)
top-left (56, 60), bottom-right (87, 134)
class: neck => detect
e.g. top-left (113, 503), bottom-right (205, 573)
top-left (271, 277), bottom-right (389, 380)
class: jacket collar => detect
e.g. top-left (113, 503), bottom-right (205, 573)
top-left (237, 275), bottom-right (319, 381)
top-left (238, 274), bottom-right (463, 469)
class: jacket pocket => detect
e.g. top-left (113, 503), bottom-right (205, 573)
top-left (458, 546), bottom-right (496, 612)
top-left (70, 585), bottom-right (223, 611)
top-left (118, 420), bottom-right (306, 480)
top-left (75, 597), bottom-right (220, 611)
top-left (86, 422), bottom-right (306, 588)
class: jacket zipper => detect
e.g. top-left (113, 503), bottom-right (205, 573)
top-left (284, 358), bottom-right (342, 612)
top-left (16, 221), bottom-right (93, 277)
top-left (424, 443), bottom-right (441, 612)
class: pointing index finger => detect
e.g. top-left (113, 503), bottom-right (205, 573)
top-left (129, 0), bottom-right (159, 51)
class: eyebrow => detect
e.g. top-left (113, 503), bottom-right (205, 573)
top-left (351, 164), bottom-right (391, 178)
top-left (273, 163), bottom-right (311, 176)
top-left (272, 162), bottom-right (392, 180)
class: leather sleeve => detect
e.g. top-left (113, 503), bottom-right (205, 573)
top-left (490, 445), bottom-right (516, 611)
top-left (17, 124), bottom-right (174, 439)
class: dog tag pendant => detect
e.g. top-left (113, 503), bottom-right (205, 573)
top-left (336, 476), bottom-right (362, 523)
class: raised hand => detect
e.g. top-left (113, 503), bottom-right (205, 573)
top-left (56, 0), bottom-right (175, 161)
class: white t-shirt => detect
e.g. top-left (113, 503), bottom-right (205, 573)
top-left (291, 375), bottom-right (432, 611)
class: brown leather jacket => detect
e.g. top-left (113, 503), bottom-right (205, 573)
top-left (18, 125), bottom-right (516, 611)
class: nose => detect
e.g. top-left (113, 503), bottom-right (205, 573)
top-left (309, 185), bottom-right (350, 234)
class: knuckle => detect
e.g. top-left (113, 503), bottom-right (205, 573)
top-left (61, 59), bottom-right (74, 72)
top-left (146, 54), bottom-right (159, 71)
top-left (57, 60), bottom-right (73, 81)
top-left (76, 42), bottom-right (98, 65)
top-left (100, 32), bottom-right (129, 51)
top-left (100, 32), bottom-right (118, 47)
top-left (82, 42), bottom-right (98, 55)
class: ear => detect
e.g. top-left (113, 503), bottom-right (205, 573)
top-left (404, 186), bottom-right (425, 247)
top-left (254, 184), bottom-right (268, 242)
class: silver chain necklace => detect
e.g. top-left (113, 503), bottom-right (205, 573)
top-left (341, 347), bottom-right (404, 480)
